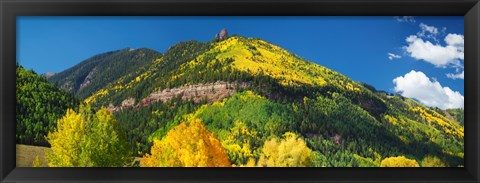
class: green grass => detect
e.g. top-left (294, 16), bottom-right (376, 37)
top-left (16, 144), bottom-right (50, 167)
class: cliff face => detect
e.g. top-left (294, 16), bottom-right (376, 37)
top-left (107, 81), bottom-right (251, 112)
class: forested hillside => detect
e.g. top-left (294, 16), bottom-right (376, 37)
top-left (17, 34), bottom-right (464, 167)
top-left (84, 41), bottom-right (213, 107)
top-left (16, 66), bottom-right (78, 146)
top-left (48, 48), bottom-right (162, 99)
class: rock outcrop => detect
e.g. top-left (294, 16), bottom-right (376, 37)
top-left (79, 68), bottom-right (97, 91)
top-left (214, 28), bottom-right (229, 42)
top-left (107, 81), bottom-right (251, 112)
top-left (42, 72), bottom-right (56, 79)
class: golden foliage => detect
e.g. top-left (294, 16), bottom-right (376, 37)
top-left (384, 115), bottom-right (399, 125)
top-left (346, 82), bottom-right (361, 92)
top-left (411, 107), bottom-right (463, 138)
top-left (84, 89), bottom-right (109, 104)
top-left (380, 156), bottom-right (419, 167)
top-left (179, 36), bottom-right (328, 87)
top-left (141, 119), bottom-right (231, 167)
top-left (222, 121), bottom-right (257, 166)
top-left (46, 109), bottom-right (86, 167)
top-left (46, 106), bottom-right (132, 167)
top-left (257, 132), bottom-right (312, 167)
top-left (240, 90), bottom-right (264, 101)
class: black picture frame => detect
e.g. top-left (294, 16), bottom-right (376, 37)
top-left (1, 0), bottom-right (479, 182)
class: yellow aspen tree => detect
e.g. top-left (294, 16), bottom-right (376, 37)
top-left (46, 105), bottom-right (132, 167)
top-left (46, 109), bottom-right (87, 167)
top-left (222, 121), bottom-right (257, 166)
top-left (380, 156), bottom-right (420, 167)
top-left (141, 119), bottom-right (231, 167)
top-left (257, 132), bottom-right (313, 167)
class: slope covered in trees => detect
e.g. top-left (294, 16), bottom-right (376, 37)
top-left (48, 48), bottom-right (162, 99)
top-left (84, 41), bottom-right (212, 107)
top-left (86, 36), bottom-right (382, 115)
top-left (16, 66), bottom-right (78, 146)
top-left (147, 91), bottom-right (463, 167)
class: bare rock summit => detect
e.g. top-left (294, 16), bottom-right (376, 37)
top-left (214, 28), bottom-right (229, 42)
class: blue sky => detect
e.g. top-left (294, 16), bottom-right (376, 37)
top-left (17, 16), bottom-right (464, 109)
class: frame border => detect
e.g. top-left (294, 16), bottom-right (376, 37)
top-left (1, 0), bottom-right (479, 183)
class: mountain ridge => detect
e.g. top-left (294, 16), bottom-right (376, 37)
top-left (48, 47), bottom-right (162, 99)
top-left (38, 34), bottom-right (464, 166)
top-left (84, 36), bottom-right (382, 110)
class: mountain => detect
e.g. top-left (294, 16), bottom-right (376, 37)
top-left (40, 34), bottom-right (464, 167)
top-left (41, 72), bottom-right (56, 79)
top-left (83, 40), bottom-right (213, 107)
top-left (48, 48), bottom-right (162, 99)
top-left (87, 36), bottom-right (386, 117)
top-left (16, 66), bottom-right (78, 146)
top-left (443, 108), bottom-right (464, 126)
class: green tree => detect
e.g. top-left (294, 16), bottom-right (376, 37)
top-left (16, 66), bottom-right (78, 146)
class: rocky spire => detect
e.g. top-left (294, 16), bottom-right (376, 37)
top-left (214, 28), bottom-right (229, 42)
top-left (219, 28), bottom-right (228, 40)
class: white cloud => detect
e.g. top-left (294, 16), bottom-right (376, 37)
top-left (446, 71), bottom-right (464, 80)
top-left (388, 53), bottom-right (402, 60)
top-left (417, 23), bottom-right (439, 39)
top-left (393, 70), bottom-right (464, 109)
top-left (403, 34), bottom-right (463, 68)
top-left (394, 16), bottom-right (416, 23)
top-left (401, 23), bottom-right (464, 80)
top-left (445, 33), bottom-right (464, 50)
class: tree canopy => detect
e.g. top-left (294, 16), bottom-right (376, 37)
top-left (141, 119), bottom-right (231, 167)
top-left (16, 66), bottom-right (78, 146)
top-left (257, 132), bottom-right (313, 167)
top-left (46, 105), bottom-right (132, 167)
top-left (380, 156), bottom-right (420, 167)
